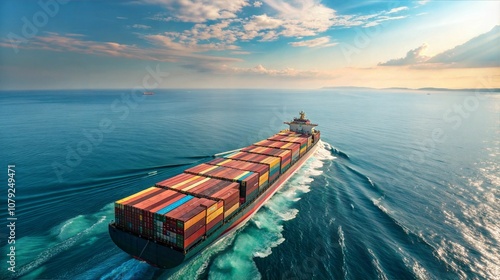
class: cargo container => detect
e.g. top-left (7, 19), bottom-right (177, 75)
top-left (207, 158), bottom-right (269, 190)
top-left (253, 139), bottom-right (300, 162)
top-left (242, 145), bottom-right (292, 173)
top-left (225, 152), bottom-right (281, 177)
top-left (185, 164), bottom-right (259, 202)
top-left (110, 111), bottom-right (321, 269)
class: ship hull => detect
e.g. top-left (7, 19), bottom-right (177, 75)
top-left (109, 140), bottom-right (320, 269)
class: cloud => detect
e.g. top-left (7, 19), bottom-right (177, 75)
top-left (144, 20), bottom-right (243, 51)
top-left (244, 14), bottom-right (283, 32)
top-left (145, 32), bottom-right (240, 52)
top-left (142, 0), bottom-right (249, 22)
top-left (132, 24), bottom-right (151, 29)
top-left (231, 51), bottom-right (251, 55)
top-left (362, 15), bottom-right (407, 28)
top-left (379, 26), bottom-right (500, 68)
top-left (289, 36), bottom-right (337, 48)
top-left (226, 64), bottom-right (332, 78)
top-left (378, 44), bottom-right (429, 66)
top-left (427, 25), bottom-right (500, 68)
top-left (145, 0), bottom-right (410, 44)
top-left (253, 1), bottom-right (263, 7)
top-left (0, 33), bottom-right (241, 67)
top-left (268, 0), bottom-right (336, 36)
top-left (386, 7), bottom-right (408, 14)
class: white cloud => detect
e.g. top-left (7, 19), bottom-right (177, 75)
top-left (428, 25), bottom-right (500, 68)
top-left (145, 32), bottom-right (240, 52)
top-left (231, 51), bottom-right (251, 55)
top-left (132, 24), bottom-right (151, 29)
top-left (289, 36), bottom-right (337, 48)
top-left (227, 64), bottom-right (330, 78)
top-left (244, 14), bottom-right (283, 32)
top-left (143, 0), bottom-right (249, 22)
top-left (386, 7), bottom-right (408, 14)
top-left (145, 0), bottom-right (410, 44)
top-left (265, 0), bottom-right (336, 37)
top-left (417, 0), bottom-right (430, 6)
top-left (363, 15), bottom-right (407, 28)
top-left (0, 33), bottom-right (241, 69)
top-left (379, 44), bottom-right (429, 66)
top-left (253, 1), bottom-right (263, 7)
top-left (379, 25), bottom-right (500, 68)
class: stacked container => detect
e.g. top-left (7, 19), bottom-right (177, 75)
top-left (208, 157), bottom-right (269, 193)
top-left (113, 128), bottom-right (320, 254)
top-left (225, 151), bottom-right (281, 183)
top-left (254, 139), bottom-right (300, 162)
top-left (115, 187), bottom-right (210, 250)
top-left (268, 135), bottom-right (309, 157)
top-left (157, 175), bottom-right (236, 223)
top-left (184, 164), bottom-right (259, 204)
top-left (241, 145), bottom-right (292, 173)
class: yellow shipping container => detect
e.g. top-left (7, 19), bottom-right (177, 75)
top-left (259, 172), bottom-right (269, 186)
top-left (206, 206), bottom-right (224, 224)
top-left (206, 202), bottom-right (219, 217)
top-left (199, 165), bottom-right (219, 174)
top-left (116, 186), bottom-right (157, 204)
top-left (218, 159), bottom-right (232, 165)
top-left (262, 157), bottom-right (280, 168)
top-left (181, 177), bottom-right (212, 192)
top-left (171, 175), bottom-right (202, 189)
top-left (184, 209), bottom-right (206, 229)
top-left (233, 171), bottom-right (250, 180)
top-left (224, 203), bottom-right (240, 217)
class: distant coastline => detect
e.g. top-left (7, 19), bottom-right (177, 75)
top-left (321, 86), bottom-right (500, 92)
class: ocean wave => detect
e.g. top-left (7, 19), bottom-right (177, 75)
top-left (345, 165), bottom-right (385, 196)
top-left (8, 203), bottom-right (113, 279)
top-left (398, 247), bottom-right (432, 280)
top-left (338, 226), bottom-right (349, 279)
top-left (329, 145), bottom-right (350, 160)
top-left (100, 259), bottom-right (154, 280)
top-left (368, 248), bottom-right (388, 280)
top-left (277, 209), bottom-right (299, 221)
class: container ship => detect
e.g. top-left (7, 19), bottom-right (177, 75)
top-left (108, 111), bottom-right (321, 268)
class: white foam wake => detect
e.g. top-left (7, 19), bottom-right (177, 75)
top-left (3, 203), bottom-right (114, 279)
top-left (200, 141), bottom-right (336, 279)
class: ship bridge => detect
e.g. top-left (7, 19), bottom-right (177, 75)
top-left (284, 111), bottom-right (318, 134)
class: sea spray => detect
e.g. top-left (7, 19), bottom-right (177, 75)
top-left (206, 142), bottom-right (335, 279)
top-left (0, 203), bottom-right (113, 279)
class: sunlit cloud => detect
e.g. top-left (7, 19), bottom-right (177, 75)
top-left (379, 44), bottom-right (430, 66)
top-left (289, 36), bottom-right (338, 48)
top-left (379, 26), bottom-right (500, 68)
top-left (142, 0), bottom-right (249, 22)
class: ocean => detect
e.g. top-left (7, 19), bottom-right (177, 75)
top-left (0, 89), bottom-right (498, 280)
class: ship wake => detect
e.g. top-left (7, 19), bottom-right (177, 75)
top-left (192, 141), bottom-right (336, 280)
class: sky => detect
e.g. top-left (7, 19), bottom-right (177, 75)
top-left (0, 0), bottom-right (499, 90)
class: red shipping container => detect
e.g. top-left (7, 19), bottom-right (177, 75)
top-left (206, 211), bottom-right (223, 234)
top-left (184, 225), bottom-right (206, 250)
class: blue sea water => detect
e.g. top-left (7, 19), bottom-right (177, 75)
top-left (0, 89), bottom-right (498, 280)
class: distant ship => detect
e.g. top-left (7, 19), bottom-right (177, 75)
top-left (143, 91), bottom-right (154, 95)
top-left (109, 111), bottom-right (321, 268)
